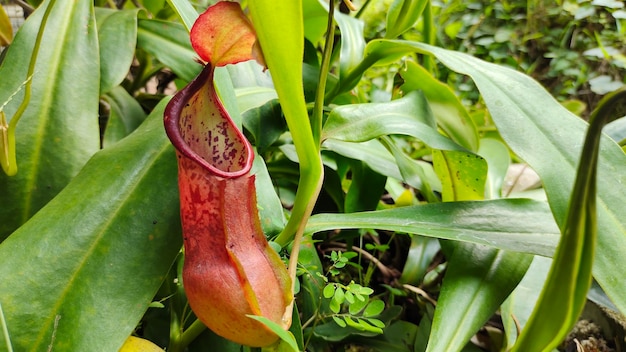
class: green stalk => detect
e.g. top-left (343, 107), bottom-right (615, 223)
top-left (421, 1), bottom-right (435, 72)
top-left (311, 0), bottom-right (336, 149)
top-left (0, 0), bottom-right (56, 176)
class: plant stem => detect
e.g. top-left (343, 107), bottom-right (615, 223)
top-left (311, 0), bottom-right (336, 145)
top-left (0, 301), bottom-right (13, 352)
top-left (9, 0), bottom-right (55, 132)
top-left (180, 319), bottom-right (207, 347)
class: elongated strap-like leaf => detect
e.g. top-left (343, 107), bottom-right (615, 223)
top-left (306, 199), bottom-right (560, 257)
top-left (511, 89), bottom-right (626, 352)
top-left (0, 101), bottom-right (182, 351)
top-left (0, 0), bottom-right (100, 241)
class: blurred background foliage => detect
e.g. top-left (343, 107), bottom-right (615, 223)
top-left (357, 0), bottom-right (625, 116)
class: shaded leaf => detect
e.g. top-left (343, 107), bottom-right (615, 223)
top-left (102, 86), bottom-right (147, 147)
top-left (96, 8), bottom-right (139, 94)
top-left (136, 19), bottom-right (201, 82)
top-left (0, 101), bottom-right (182, 351)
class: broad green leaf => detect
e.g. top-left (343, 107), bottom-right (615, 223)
top-left (410, 43), bottom-right (626, 316)
top-left (511, 88), bottom-right (626, 352)
top-left (297, 235), bottom-right (327, 321)
top-left (0, 0), bottom-right (100, 241)
top-left (350, 39), bottom-right (626, 314)
top-left (426, 244), bottom-right (532, 352)
top-left (385, 0), bottom-right (428, 39)
top-left (302, 0), bottom-right (327, 43)
top-left (102, 86), bottom-right (147, 147)
top-left (96, 8), bottom-right (139, 94)
top-left (0, 100), bottom-right (182, 351)
top-left (323, 90), bottom-right (465, 152)
top-left (400, 60), bottom-right (479, 152)
top-left (136, 19), bottom-right (201, 83)
top-left (357, 320), bottom-right (417, 352)
top-left (252, 151), bottom-right (287, 237)
top-left (427, 143), bottom-right (526, 352)
top-left (306, 199), bottom-right (560, 257)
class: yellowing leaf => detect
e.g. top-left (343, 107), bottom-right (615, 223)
top-left (119, 336), bottom-right (164, 352)
top-left (0, 4), bottom-right (12, 46)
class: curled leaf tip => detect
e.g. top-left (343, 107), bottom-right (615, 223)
top-left (190, 1), bottom-right (264, 68)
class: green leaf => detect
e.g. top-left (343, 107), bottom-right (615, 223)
top-left (323, 91), bottom-right (466, 153)
top-left (323, 139), bottom-right (403, 181)
top-left (380, 136), bottom-right (442, 202)
top-left (409, 43), bottom-right (626, 316)
top-left (511, 88), bottom-right (626, 352)
top-left (348, 295), bottom-right (368, 315)
top-left (332, 316), bottom-right (347, 328)
top-left (243, 100), bottom-right (286, 153)
top-left (399, 236), bottom-right (441, 285)
top-left (334, 287), bottom-right (346, 304)
top-left (323, 284), bottom-right (335, 299)
top-left (311, 306), bottom-right (402, 341)
top-left (363, 300), bottom-right (385, 317)
top-left (165, 0), bottom-right (198, 31)
top-left (306, 199), bottom-right (560, 257)
top-left (478, 138), bottom-right (511, 199)
top-left (400, 60), bottom-right (479, 152)
top-left (385, 0), bottom-right (428, 39)
top-left (102, 86), bottom-right (147, 147)
top-left (247, 315), bottom-right (299, 352)
top-left (96, 8), bottom-right (139, 94)
top-left (0, 0), bottom-right (100, 241)
top-left (425, 244), bottom-right (533, 352)
top-left (345, 160), bottom-right (387, 213)
top-left (336, 11), bottom-right (365, 80)
top-left (349, 39), bottom-right (626, 314)
top-left (136, 19), bottom-right (201, 83)
top-left (0, 100), bottom-right (182, 351)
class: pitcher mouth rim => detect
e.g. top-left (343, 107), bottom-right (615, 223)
top-left (164, 63), bottom-right (254, 179)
